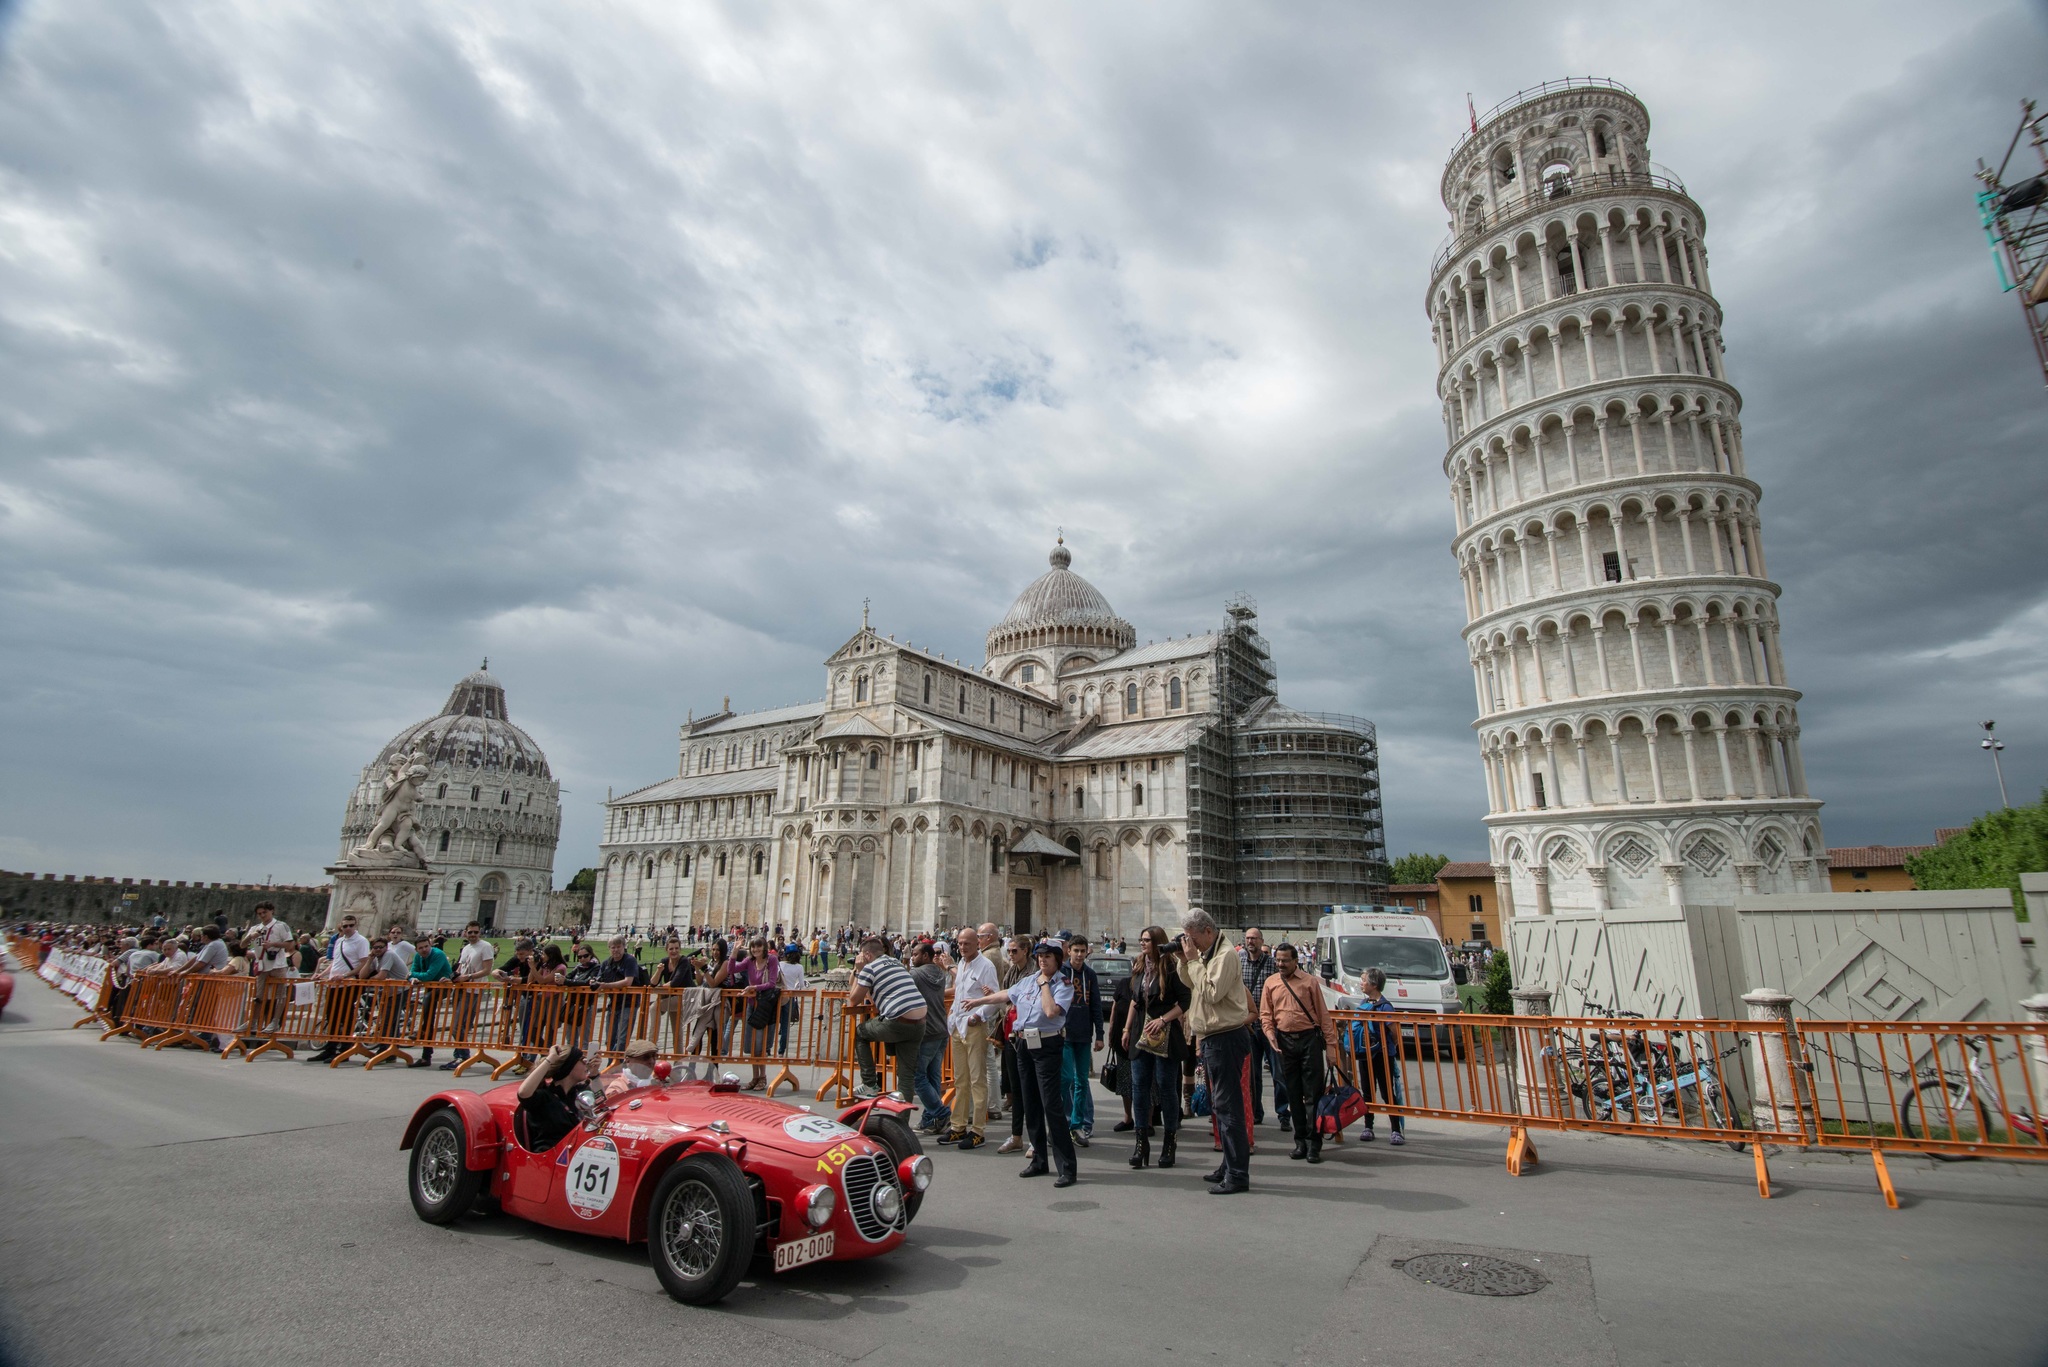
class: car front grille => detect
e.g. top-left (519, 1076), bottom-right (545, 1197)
top-left (839, 1152), bottom-right (903, 1242)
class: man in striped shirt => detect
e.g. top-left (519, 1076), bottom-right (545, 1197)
top-left (850, 936), bottom-right (928, 1102)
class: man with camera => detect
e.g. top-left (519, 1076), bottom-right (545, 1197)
top-left (1176, 909), bottom-right (1254, 1194)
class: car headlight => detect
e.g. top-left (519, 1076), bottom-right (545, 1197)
top-left (898, 1154), bottom-right (933, 1192)
top-left (799, 1182), bottom-right (837, 1229)
top-left (871, 1181), bottom-right (903, 1225)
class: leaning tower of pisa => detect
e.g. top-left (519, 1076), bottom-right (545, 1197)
top-left (1427, 79), bottom-right (1824, 921)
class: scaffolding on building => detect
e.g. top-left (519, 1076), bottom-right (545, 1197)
top-left (1182, 594), bottom-right (1390, 930)
top-left (1975, 98), bottom-right (2048, 389)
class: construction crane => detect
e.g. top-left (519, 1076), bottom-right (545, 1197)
top-left (1976, 99), bottom-right (2048, 389)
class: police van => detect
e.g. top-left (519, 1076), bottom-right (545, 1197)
top-left (1313, 906), bottom-right (1461, 1052)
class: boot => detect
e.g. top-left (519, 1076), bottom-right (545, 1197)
top-left (1307, 1137), bottom-right (1324, 1164)
top-left (1128, 1134), bottom-right (1150, 1169)
top-left (1159, 1132), bottom-right (1177, 1168)
top-left (1289, 1139), bottom-right (1308, 1160)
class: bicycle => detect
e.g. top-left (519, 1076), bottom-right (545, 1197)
top-left (1543, 1008), bottom-right (1747, 1151)
top-left (1897, 1034), bottom-right (2044, 1159)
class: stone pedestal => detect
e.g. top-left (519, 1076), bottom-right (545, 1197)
top-left (2021, 994), bottom-right (2048, 1117)
top-left (1510, 986), bottom-right (1554, 1119)
top-left (1742, 988), bottom-right (1805, 1137)
top-left (325, 856), bottom-right (433, 938)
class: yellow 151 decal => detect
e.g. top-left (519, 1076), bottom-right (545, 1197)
top-left (814, 1142), bottom-right (860, 1175)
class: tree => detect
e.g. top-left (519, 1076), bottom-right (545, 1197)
top-left (1905, 792), bottom-right (2048, 919)
top-left (1482, 948), bottom-right (1513, 1014)
top-left (566, 867), bottom-right (598, 894)
top-left (1388, 852), bottom-right (1451, 886)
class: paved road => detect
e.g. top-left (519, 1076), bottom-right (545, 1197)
top-left (4, 967), bottom-right (2047, 1367)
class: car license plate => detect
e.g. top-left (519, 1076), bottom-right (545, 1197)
top-left (773, 1231), bottom-right (834, 1272)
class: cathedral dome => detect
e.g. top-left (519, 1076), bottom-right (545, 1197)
top-left (372, 661), bottom-right (552, 778)
top-left (986, 541), bottom-right (1137, 663)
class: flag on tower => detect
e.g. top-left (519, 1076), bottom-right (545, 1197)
top-left (1468, 94), bottom-right (1479, 133)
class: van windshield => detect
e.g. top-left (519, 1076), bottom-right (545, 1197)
top-left (1337, 935), bottom-right (1448, 980)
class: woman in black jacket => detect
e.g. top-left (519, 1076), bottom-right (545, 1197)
top-left (1121, 925), bottom-right (1191, 1170)
top-left (1106, 970), bottom-right (1138, 1133)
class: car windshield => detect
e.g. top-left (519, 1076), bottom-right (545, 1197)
top-left (1087, 956), bottom-right (1131, 981)
top-left (1337, 935), bottom-right (1448, 980)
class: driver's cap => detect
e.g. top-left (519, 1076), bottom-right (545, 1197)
top-left (623, 1038), bottom-right (659, 1060)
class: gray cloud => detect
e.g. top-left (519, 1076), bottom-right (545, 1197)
top-left (1, 0), bottom-right (2044, 886)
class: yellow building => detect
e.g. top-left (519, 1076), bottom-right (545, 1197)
top-left (1435, 861), bottom-right (1503, 947)
top-left (1826, 845), bottom-right (1929, 893)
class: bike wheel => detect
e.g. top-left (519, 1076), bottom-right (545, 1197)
top-left (1899, 1078), bottom-right (1990, 1160)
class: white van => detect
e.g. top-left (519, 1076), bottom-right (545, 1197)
top-left (1314, 907), bottom-right (1461, 1045)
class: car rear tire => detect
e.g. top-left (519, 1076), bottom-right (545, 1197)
top-left (648, 1153), bottom-right (756, 1305)
top-left (409, 1110), bottom-right (486, 1225)
top-left (864, 1111), bottom-right (925, 1224)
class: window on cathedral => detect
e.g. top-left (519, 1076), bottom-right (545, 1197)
top-left (867, 750), bottom-right (879, 770)
top-left (495, 835), bottom-right (505, 854)
top-left (988, 699), bottom-right (996, 723)
top-left (752, 850), bottom-right (764, 874)
top-left (500, 789), bottom-right (510, 804)
top-left (1125, 683), bottom-right (1139, 716)
top-left (645, 860), bottom-right (655, 879)
top-left (682, 854), bottom-right (692, 876)
top-left (856, 675), bottom-right (869, 703)
top-left (438, 830), bottom-right (450, 852)
top-left (453, 882), bottom-right (464, 902)
top-left (1168, 677), bottom-right (1182, 709)
top-left (637, 809), bottom-right (645, 827)
top-left (1021, 664), bottom-right (1036, 683)
top-left (1017, 703), bottom-right (1024, 729)
top-left (1134, 782), bottom-right (1145, 806)
top-left (924, 676), bottom-right (933, 704)
top-left (471, 785), bottom-right (481, 802)
top-left (1532, 773), bottom-right (1547, 808)
top-left (959, 686), bottom-right (967, 714)
top-left (1603, 551), bottom-right (1623, 583)
top-left (716, 853), bottom-right (727, 875)
top-left (436, 783), bottom-right (447, 799)
top-left (1075, 790), bottom-right (1084, 810)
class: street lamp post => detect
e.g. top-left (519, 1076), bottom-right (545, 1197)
top-left (1981, 721), bottom-right (2011, 810)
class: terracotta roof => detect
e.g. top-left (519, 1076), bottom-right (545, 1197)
top-left (1436, 862), bottom-right (1496, 880)
top-left (1387, 883), bottom-right (1440, 894)
top-left (1935, 827), bottom-right (1967, 845)
top-left (1826, 845), bottom-right (1932, 870)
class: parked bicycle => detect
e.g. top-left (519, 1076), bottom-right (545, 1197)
top-left (1897, 1033), bottom-right (2044, 1159)
top-left (1542, 1005), bottom-right (1747, 1151)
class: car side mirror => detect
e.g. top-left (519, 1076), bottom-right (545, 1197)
top-left (574, 1088), bottom-right (603, 1125)
top-left (1319, 961), bottom-right (1337, 981)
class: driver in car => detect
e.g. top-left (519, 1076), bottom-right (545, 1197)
top-left (602, 1038), bottom-right (662, 1100)
top-left (517, 1037), bottom-right (595, 1151)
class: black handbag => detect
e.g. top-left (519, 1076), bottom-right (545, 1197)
top-left (745, 985), bottom-right (781, 1030)
top-left (1100, 1055), bottom-right (1123, 1092)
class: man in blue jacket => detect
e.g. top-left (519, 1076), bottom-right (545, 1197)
top-left (1060, 937), bottom-right (1106, 1147)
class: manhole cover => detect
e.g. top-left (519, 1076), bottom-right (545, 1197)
top-left (1393, 1253), bottom-right (1547, 1297)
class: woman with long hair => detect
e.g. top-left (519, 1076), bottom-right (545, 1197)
top-left (734, 936), bottom-right (780, 1090)
top-left (1122, 925), bottom-right (1190, 1169)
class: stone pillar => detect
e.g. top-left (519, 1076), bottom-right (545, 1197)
top-left (1531, 866), bottom-right (1553, 916)
top-left (1734, 863), bottom-right (1761, 895)
top-left (1511, 987), bottom-right (1555, 1119)
top-left (1660, 862), bottom-right (1686, 907)
top-left (1492, 862), bottom-right (1517, 919)
top-left (1587, 865), bottom-right (1611, 912)
top-left (1742, 989), bottom-right (1806, 1138)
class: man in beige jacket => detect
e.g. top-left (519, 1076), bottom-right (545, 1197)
top-left (1176, 908), bottom-right (1254, 1194)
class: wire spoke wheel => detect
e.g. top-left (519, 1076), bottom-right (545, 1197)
top-left (417, 1126), bottom-right (461, 1205)
top-left (660, 1180), bottom-right (724, 1280)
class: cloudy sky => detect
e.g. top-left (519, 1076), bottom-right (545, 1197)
top-left (3, 0), bottom-right (2046, 888)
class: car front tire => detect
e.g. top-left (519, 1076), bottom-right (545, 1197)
top-left (648, 1153), bottom-right (756, 1305)
top-left (409, 1110), bottom-right (486, 1225)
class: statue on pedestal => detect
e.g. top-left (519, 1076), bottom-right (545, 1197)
top-left (352, 747), bottom-right (431, 866)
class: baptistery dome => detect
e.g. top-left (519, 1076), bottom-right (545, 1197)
top-left (340, 662), bottom-right (562, 933)
top-left (985, 540), bottom-right (1137, 666)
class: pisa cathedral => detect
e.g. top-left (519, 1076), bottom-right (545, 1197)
top-left (1429, 79), bottom-right (1825, 918)
top-left (592, 542), bottom-right (1388, 941)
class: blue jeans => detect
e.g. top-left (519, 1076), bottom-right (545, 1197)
top-left (1128, 1050), bottom-right (1182, 1136)
top-left (913, 1034), bottom-right (949, 1128)
top-left (1060, 1039), bottom-right (1096, 1131)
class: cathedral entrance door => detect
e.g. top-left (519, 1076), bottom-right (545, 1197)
top-left (479, 898), bottom-right (498, 930)
top-left (1013, 888), bottom-right (1032, 936)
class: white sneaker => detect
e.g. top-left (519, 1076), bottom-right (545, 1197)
top-left (1072, 1128), bottom-right (1091, 1148)
top-left (997, 1135), bottom-right (1023, 1154)
top-left (853, 1083), bottom-right (881, 1100)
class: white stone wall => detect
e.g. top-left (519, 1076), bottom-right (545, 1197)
top-left (1429, 81), bottom-right (1823, 918)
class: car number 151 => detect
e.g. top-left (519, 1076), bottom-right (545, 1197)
top-left (814, 1142), bottom-right (859, 1176)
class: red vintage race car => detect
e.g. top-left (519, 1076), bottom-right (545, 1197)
top-left (399, 1066), bottom-right (931, 1305)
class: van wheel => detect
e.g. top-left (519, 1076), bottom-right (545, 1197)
top-left (648, 1154), bottom-right (756, 1305)
top-left (409, 1110), bottom-right (486, 1224)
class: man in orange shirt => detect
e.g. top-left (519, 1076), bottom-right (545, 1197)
top-left (1258, 943), bottom-right (1343, 1164)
